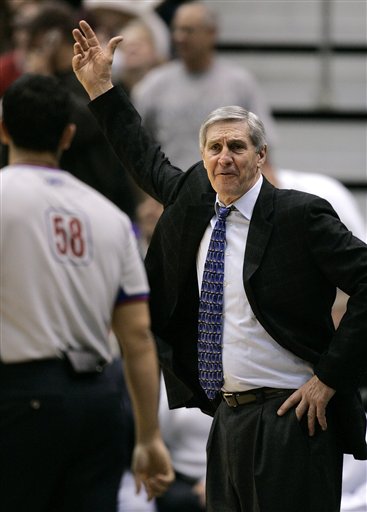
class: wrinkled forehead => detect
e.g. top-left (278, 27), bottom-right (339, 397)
top-left (205, 120), bottom-right (250, 143)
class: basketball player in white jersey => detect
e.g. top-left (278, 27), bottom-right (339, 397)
top-left (0, 73), bottom-right (173, 512)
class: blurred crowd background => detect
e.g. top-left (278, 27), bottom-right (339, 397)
top-left (1, 1), bottom-right (366, 511)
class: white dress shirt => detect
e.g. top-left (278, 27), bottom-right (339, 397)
top-left (197, 175), bottom-right (314, 392)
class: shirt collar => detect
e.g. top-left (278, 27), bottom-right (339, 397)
top-left (216, 174), bottom-right (263, 221)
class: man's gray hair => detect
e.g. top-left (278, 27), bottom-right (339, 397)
top-left (199, 105), bottom-right (267, 153)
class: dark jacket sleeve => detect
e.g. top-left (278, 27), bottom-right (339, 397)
top-left (89, 86), bottom-right (185, 207)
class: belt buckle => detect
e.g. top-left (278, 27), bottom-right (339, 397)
top-left (222, 392), bottom-right (238, 408)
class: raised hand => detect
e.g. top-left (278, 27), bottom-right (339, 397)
top-left (72, 20), bottom-right (123, 100)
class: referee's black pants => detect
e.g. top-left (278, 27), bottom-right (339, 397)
top-left (0, 358), bottom-right (127, 512)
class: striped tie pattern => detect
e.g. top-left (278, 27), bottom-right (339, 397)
top-left (198, 206), bottom-right (231, 400)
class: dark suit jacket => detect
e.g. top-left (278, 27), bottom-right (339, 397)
top-left (90, 86), bottom-right (367, 459)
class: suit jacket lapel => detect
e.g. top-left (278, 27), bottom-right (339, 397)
top-left (244, 177), bottom-right (275, 282)
top-left (176, 179), bottom-right (275, 290)
top-left (178, 193), bottom-right (216, 293)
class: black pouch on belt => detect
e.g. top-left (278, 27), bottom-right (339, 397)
top-left (63, 349), bottom-right (107, 374)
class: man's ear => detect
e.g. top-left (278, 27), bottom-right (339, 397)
top-left (257, 144), bottom-right (267, 167)
top-left (0, 120), bottom-right (11, 145)
top-left (59, 123), bottom-right (76, 151)
top-left (201, 150), bottom-right (207, 170)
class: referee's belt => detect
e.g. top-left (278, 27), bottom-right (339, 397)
top-left (221, 387), bottom-right (295, 408)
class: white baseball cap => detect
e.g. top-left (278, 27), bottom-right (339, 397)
top-left (83, 0), bottom-right (164, 16)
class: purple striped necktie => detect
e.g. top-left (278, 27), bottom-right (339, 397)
top-left (198, 205), bottom-right (231, 400)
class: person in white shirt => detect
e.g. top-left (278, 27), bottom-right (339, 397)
top-left (132, 1), bottom-right (277, 170)
top-left (262, 160), bottom-right (365, 243)
top-left (0, 73), bottom-right (173, 512)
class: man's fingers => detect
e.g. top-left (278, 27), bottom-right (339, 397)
top-left (277, 390), bottom-right (300, 416)
top-left (316, 404), bottom-right (328, 432)
top-left (72, 29), bottom-right (88, 50)
top-left (73, 22), bottom-right (99, 51)
top-left (145, 475), bottom-right (172, 498)
top-left (73, 42), bottom-right (83, 56)
top-left (79, 20), bottom-right (99, 46)
top-left (277, 377), bottom-right (333, 436)
top-left (106, 36), bottom-right (124, 61)
top-left (295, 400), bottom-right (309, 421)
top-left (134, 473), bottom-right (143, 495)
top-left (307, 405), bottom-right (316, 436)
top-left (135, 472), bottom-right (173, 500)
top-left (108, 36), bottom-right (124, 53)
top-left (307, 405), bottom-right (328, 436)
top-left (73, 22), bottom-right (123, 60)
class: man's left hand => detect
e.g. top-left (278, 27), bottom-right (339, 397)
top-left (277, 375), bottom-right (336, 436)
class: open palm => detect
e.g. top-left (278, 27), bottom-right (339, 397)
top-left (72, 20), bottom-right (123, 99)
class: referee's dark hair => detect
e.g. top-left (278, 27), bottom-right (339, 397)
top-left (2, 73), bottom-right (72, 152)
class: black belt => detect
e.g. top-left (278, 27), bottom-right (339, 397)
top-left (221, 387), bottom-right (295, 408)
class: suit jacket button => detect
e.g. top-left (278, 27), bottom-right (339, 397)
top-left (30, 399), bottom-right (41, 410)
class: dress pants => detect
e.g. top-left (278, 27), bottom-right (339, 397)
top-left (206, 392), bottom-right (343, 512)
top-left (0, 358), bottom-right (126, 512)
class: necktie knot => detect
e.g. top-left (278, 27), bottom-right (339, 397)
top-left (217, 206), bottom-right (231, 221)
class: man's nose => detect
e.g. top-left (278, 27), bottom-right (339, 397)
top-left (218, 149), bottom-right (233, 165)
top-left (172, 27), bottom-right (189, 43)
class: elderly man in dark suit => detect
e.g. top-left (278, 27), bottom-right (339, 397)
top-left (72, 21), bottom-right (367, 512)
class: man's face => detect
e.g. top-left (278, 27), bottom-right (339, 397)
top-left (201, 121), bottom-right (266, 205)
top-left (120, 26), bottom-right (157, 71)
top-left (171, 5), bottom-right (215, 64)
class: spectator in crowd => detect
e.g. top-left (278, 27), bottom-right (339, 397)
top-left (131, 1), bottom-right (277, 170)
top-left (83, 0), bottom-right (167, 46)
top-left (155, 0), bottom-right (193, 29)
top-left (0, 0), bottom-right (13, 53)
top-left (0, 73), bottom-right (174, 512)
top-left (72, 21), bottom-right (367, 512)
top-left (83, 0), bottom-right (170, 99)
top-left (82, 0), bottom-right (138, 41)
top-left (155, 376), bottom-right (211, 512)
top-left (118, 470), bottom-right (156, 512)
top-left (0, 0), bottom-right (41, 97)
top-left (114, 17), bottom-right (170, 95)
top-left (262, 159), bottom-right (365, 243)
top-left (0, 0), bottom-right (139, 220)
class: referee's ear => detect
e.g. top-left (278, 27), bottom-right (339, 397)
top-left (0, 120), bottom-right (11, 145)
top-left (58, 123), bottom-right (76, 152)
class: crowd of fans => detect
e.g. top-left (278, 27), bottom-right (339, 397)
top-left (1, 1), bottom-right (366, 511)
